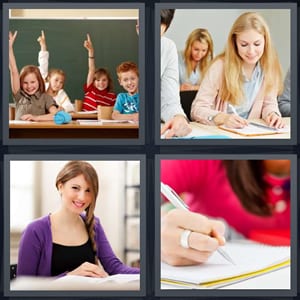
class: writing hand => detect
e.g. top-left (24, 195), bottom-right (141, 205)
top-left (223, 114), bottom-right (248, 128)
top-left (161, 209), bottom-right (225, 266)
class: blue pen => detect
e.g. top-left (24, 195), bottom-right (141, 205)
top-left (161, 182), bottom-right (235, 265)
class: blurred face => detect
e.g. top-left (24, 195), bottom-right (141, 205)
top-left (49, 73), bottom-right (64, 92)
top-left (191, 40), bottom-right (208, 62)
top-left (94, 75), bottom-right (109, 91)
top-left (263, 160), bottom-right (291, 177)
top-left (118, 70), bottom-right (139, 95)
top-left (58, 174), bottom-right (93, 214)
top-left (236, 29), bottom-right (265, 68)
top-left (22, 73), bottom-right (39, 95)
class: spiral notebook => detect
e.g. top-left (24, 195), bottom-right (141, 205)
top-left (161, 242), bottom-right (290, 288)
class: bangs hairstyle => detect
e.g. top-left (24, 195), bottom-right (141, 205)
top-left (55, 161), bottom-right (100, 263)
top-left (184, 28), bottom-right (214, 82)
top-left (116, 61), bottom-right (139, 78)
top-left (20, 65), bottom-right (45, 93)
top-left (94, 68), bottom-right (114, 92)
top-left (219, 12), bottom-right (283, 105)
top-left (223, 160), bottom-right (271, 216)
top-left (46, 68), bottom-right (66, 87)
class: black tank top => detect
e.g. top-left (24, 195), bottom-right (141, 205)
top-left (51, 239), bottom-right (95, 276)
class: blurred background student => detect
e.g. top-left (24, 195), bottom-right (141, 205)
top-left (160, 9), bottom-right (191, 138)
top-left (161, 159), bottom-right (290, 266)
top-left (178, 28), bottom-right (214, 92)
top-left (190, 12), bottom-right (284, 129)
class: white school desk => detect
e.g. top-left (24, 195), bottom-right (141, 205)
top-left (161, 265), bottom-right (290, 289)
top-left (161, 118), bottom-right (290, 139)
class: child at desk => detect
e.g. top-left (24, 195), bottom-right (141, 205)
top-left (161, 159), bottom-right (290, 266)
top-left (17, 161), bottom-right (139, 277)
top-left (112, 61), bottom-right (139, 122)
top-left (179, 28), bottom-right (214, 92)
top-left (9, 31), bottom-right (58, 121)
top-left (37, 30), bottom-right (74, 113)
top-left (191, 12), bottom-right (284, 129)
top-left (82, 34), bottom-right (116, 112)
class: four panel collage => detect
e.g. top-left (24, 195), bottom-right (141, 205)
top-left (1, 1), bottom-right (298, 299)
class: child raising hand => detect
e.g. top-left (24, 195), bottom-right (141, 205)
top-left (37, 30), bottom-right (74, 112)
top-left (82, 33), bottom-right (116, 111)
top-left (9, 31), bottom-right (58, 121)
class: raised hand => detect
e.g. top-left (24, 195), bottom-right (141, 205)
top-left (37, 30), bottom-right (47, 51)
top-left (9, 31), bottom-right (18, 48)
top-left (83, 33), bottom-right (94, 51)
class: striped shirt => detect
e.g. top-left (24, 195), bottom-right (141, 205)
top-left (82, 83), bottom-right (116, 111)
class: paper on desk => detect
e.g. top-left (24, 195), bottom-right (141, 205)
top-left (161, 242), bottom-right (290, 288)
top-left (75, 110), bottom-right (98, 114)
top-left (77, 119), bottom-right (135, 125)
top-left (9, 120), bottom-right (38, 124)
top-left (219, 123), bottom-right (289, 136)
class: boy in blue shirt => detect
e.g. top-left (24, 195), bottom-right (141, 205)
top-left (112, 61), bottom-right (139, 122)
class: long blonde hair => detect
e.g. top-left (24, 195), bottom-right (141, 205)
top-left (183, 28), bottom-right (213, 82)
top-left (55, 161), bottom-right (99, 263)
top-left (217, 12), bottom-right (283, 105)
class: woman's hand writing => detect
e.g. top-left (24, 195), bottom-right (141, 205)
top-left (161, 209), bottom-right (225, 266)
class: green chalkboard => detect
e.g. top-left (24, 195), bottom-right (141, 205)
top-left (9, 19), bottom-right (138, 102)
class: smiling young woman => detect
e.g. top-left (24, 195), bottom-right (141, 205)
top-left (16, 161), bottom-right (139, 277)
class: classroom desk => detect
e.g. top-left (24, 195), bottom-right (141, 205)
top-left (9, 121), bottom-right (139, 139)
top-left (162, 118), bottom-right (290, 139)
top-left (161, 265), bottom-right (290, 290)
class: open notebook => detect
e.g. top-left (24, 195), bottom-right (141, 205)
top-left (161, 242), bottom-right (290, 289)
top-left (219, 122), bottom-right (289, 136)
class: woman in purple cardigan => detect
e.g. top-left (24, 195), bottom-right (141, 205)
top-left (17, 161), bottom-right (139, 277)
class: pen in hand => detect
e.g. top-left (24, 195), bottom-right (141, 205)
top-left (161, 182), bottom-right (235, 265)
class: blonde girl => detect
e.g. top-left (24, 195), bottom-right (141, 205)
top-left (179, 28), bottom-right (214, 91)
top-left (9, 31), bottom-right (58, 121)
top-left (191, 12), bottom-right (284, 129)
top-left (37, 30), bottom-right (74, 112)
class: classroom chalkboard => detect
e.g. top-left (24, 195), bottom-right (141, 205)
top-left (9, 19), bottom-right (139, 102)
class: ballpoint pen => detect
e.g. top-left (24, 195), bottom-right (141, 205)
top-left (161, 182), bottom-right (235, 265)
